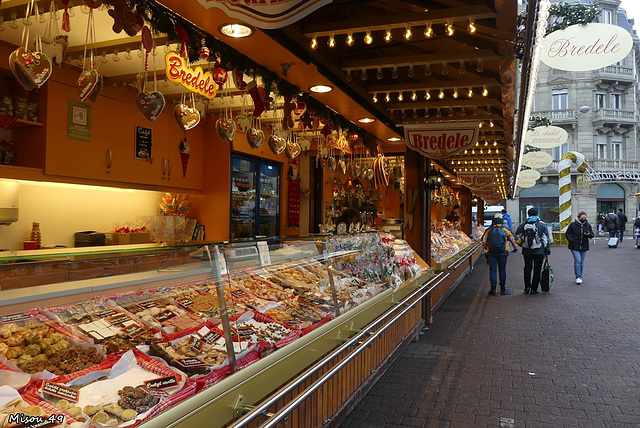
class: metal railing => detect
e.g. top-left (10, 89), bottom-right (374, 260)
top-left (590, 159), bottom-right (640, 171)
top-left (229, 271), bottom-right (450, 428)
top-left (532, 109), bottom-right (576, 121)
top-left (594, 109), bottom-right (635, 121)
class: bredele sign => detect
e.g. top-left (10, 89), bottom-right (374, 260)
top-left (541, 23), bottom-right (633, 71)
top-left (196, 0), bottom-right (332, 29)
top-left (165, 51), bottom-right (217, 99)
top-left (404, 122), bottom-right (480, 159)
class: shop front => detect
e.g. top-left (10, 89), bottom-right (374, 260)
top-left (0, 1), bottom-right (523, 426)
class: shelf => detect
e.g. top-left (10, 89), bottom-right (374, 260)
top-left (0, 164), bottom-right (46, 181)
top-left (0, 115), bottom-right (44, 129)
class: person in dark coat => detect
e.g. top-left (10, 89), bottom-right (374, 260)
top-left (603, 208), bottom-right (620, 239)
top-left (482, 216), bottom-right (518, 295)
top-left (565, 211), bottom-right (594, 285)
top-left (515, 208), bottom-right (551, 294)
top-left (616, 208), bottom-right (628, 241)
top-left (634, 216), bottom-right (640, 249)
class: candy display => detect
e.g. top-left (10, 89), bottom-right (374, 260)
top-left (430, 221), bottom-right (475, 263)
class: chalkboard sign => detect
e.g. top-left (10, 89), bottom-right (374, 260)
top-left (135, 125), bottom-right (153, 160)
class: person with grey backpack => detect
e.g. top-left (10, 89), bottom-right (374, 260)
top-left (515, 208), bottom-right (551, 294)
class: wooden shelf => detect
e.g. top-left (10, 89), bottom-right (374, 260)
top-left (0, 164), bottom-right (45, 181)
top-left (0, 116), bottom-right (44, 129)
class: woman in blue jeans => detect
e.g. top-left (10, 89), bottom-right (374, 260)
top-left (565, 212), bottom-right (594, 284)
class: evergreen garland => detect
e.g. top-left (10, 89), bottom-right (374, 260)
top-left (121, 0), bottom-right (374, 140)
top-left (546, 3), bottom-right (599, 35)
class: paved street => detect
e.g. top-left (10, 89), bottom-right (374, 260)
top-left (340, 236), bottom-right (640, 428)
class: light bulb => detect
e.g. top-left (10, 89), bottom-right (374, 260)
top-left (493, 141), bottom-right (498, 146)
top-left (413, 109), bottom-right (418, 118)
top-left (346, 69), bottom-right (352, 81)
top-left (448, 107), bottom-right (454, 116)
top-left (441, 61), bottom-right (449, 75)
top-left (479, 122), bottom-right (483, 128)
top-left (452, 88), bottom-right (458, 99)
top-left (385, 92), bottom-right (390, 102)
top-left (476, 58), bottom-right (484, 73)
top-left (489, 120), bottom-right (494, 127)
top-left (446, 20), bottom-right (454, 36)
top-left (398, 93), bottom-right (404, 101)
top-left (424, 63), bottom-right (432, 76)
top-left (391, 66), bottom-right (399, 79)
top-left (404, 25), bottom-right (413, 40)
top-left (384, 27), bottom-right (392, 42)
top-left (361, 68), bottom-right (368, 81)
top-left (407, 64), bottom-right (415, 77)
top-left (373, 93), bottom-right (378, 103)
top-left (376, 67), bottom-right (383, 80)
top-left (310, 34), bottom-right (318, 50)
top-left (438, 89), bottom-right (445, 99)
top-left (425, 91), bottom-right (431, 100)
top-left (482, 86), bottom-right (489, 97)
top-left (346, 31), bottom-right (354, 46)
top-left (467, 87), bottom-right (473, 97)
top-left (458, 60), bottom-right (466, 74)
top-left (100, 51), bottom-right (108, 64)
top-left (468, 18), bottom-right (476, 34)
top-left (411, 91), bottom-right (417, 101)
top-left (424, 22), bottom-right (433, 38)
top-left (436, 108), bottom-right (441, 117)
top-left (112, 49), bottom-right (120, 62)
top-left (364, 29), bottom-right (373, 45)
top-left (328, 33), bottom-right (336, 48)
top-left (425, 109), bottom-right (430, 117)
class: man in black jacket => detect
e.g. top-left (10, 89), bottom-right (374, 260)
top-left (603, 208), bottom-right (620, 239)
top-left (617, 208), bottom-right (628, 241)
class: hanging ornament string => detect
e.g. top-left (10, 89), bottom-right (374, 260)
top-left (44, 1), bottom-right (58, 42)
top-left (81, 6), bottom-right (97, 73)
top-left (21, 0), bottom-right (34, 51)
top-left (60, 0), bottom-right (70, 32)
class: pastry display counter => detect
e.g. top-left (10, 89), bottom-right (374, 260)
top-left (0, 232), bottom-right (437, 428)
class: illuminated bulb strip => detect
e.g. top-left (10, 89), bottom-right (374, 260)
top-left (310, 34), bottom-right (318, 50)
top-left (384, 27), bottom-right (392, 42)
top-left (364, 29), bottom-right (373, 45)
top-left (445, 20), bottom-right (454, 36)
top-left (424, 21), bottom-right (433, 38)
top-left (468, 18), bottom-right (476, 34)
top-left (346, 31), bottom-right (354, 46)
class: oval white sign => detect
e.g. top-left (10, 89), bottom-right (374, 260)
top-left (525, 126), bottom-right (568, 149)
top-left (541, 23), bottom-right (633, 71)
top-left (517, 179), bottom-right (537, 189)
top-left (523, 151), bottom-right (554, 168)
top-left (519, 169), bottom-right (542, 181)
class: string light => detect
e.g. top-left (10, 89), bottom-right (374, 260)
top-left (328, 33), bottom-right (336, 48)
top-left (468, 87), bottom-right (473, 97)
top-left (441, 61), bottom-right (449, 75)
top-left (376, 67), bottom-right (384, 80)
top-left (452, 88), bottom-right (459, 99)
top-left (438, 89), bottom-right (445, 99)
top-left (385, 92), bottom-right (390, 102)
top-left (424, 63), bottom-right (432, 76)
top-left (391, 65), bottom-right (399, 79)
top-left (310, 34), bottom-right (318, 50)
top-left (458, 60), bottom-right (466, 74)
top-left (346, 31), bottom-right (354, 46)
top-left (468, 18), bottom-right (477, 34)
top-left (482, 86), bottom-right (489, 97)
top-left (476, 58), bottom-right (484, 73)
top-left (425, 91), bottom-right (431, 100)
top-left (407, 64), bottom-right (415, 77)
top-left (445, 20), bottom-right (454, 36)
top-left (398, 92), bottom-right (404, 101)
top-left (364, 29), bottom-right (373, 45)
top-left (404, 24), bottom-right (413, 40)
top-left (424, 21), bottom-right (433, 38)
top-left (361, 67), bottom-right (368, 81)
top-left (411, 91), bottom-right (417, 101)
top-left (384, 26), bottom-right (392, 42)
top-left (373, 93), bottom-right (378, 103)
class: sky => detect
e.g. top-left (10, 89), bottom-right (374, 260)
top-left (619, 0), bottom-right (640, 32)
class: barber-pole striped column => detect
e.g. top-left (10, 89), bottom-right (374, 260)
top-left (559, 151), bottom-right (589, 232)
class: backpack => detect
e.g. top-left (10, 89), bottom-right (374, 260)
top-left (521, 221), bottom-right (542, 249)
top-left (487, 226), bottom-right (507, 254)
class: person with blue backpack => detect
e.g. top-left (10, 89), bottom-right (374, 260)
top-left (515, 208), bottom-right (551, 294)
top-left (482, 217), bottom-right (518, 296)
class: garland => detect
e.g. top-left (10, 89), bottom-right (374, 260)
top-left (120, 0), bottom-right (376, 145)
top-left (546, 3), bottom-right (599, 35)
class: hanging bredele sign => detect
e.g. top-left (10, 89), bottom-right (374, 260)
top-left (522, 151), bottom-right (553, 168)
top-left (540, 23), bottom-right (633, 71)
top-left (524, 125), bottom-right (567, 149)
top-left (165, 51), bottom-right (217, 99)
top-left (196, 0), bottom-right (333, 29)
top-left (456, 172), bottom-right (496, 189)
top-left (404, 122), bottom-right (480, 160)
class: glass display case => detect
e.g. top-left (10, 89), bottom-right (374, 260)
top-left (430, 220), bottom-right (478, 269)
top-left (230, 155), bottom-right (280, 240)
top-left (0, 233), bottom-right (430, 428)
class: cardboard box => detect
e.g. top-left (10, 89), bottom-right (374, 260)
top-left (114, 232), bottom-right (150, 245)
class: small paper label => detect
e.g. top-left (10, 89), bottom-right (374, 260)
top-left (42, 381), bottom-right (79, 402)
top-left (175, 358), bottom-right (206, 367)
top-left (121, 324), bottom-right (145, 338)
top-left (187, 334), bottom-right (204, 351)
top-left (137, 301), bottom-right (159, 309)
top-left (153, 309), bottom-right (177, 323)
top-left (257, 242), bottom-right (271, 267)
top-left (0, 313), bottom-right (29, 323)
top-left (201, 330), bottom-right (222, 344)
top-left (6, 413), bottom-right (64, 428)
top-left (237, 327), bottom-right (255, 337)
top-left (231, 289), bottom-right (248, 298)
top-left (144, 375), bottom-right (178, 390)
top-left (106, 314), bottom-right (131, 326)
top-left (94, 309), bottom-right (119, 318)
top-left (176, 297), bottom-right (194, 307)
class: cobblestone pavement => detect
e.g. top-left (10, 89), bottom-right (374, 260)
top-left (340, 237), bottom-right (640, 428)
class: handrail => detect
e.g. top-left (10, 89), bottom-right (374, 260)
top-left (448, 242), bottom-right (482, 270)
top-left (229, 271), bottom-right (449, 428)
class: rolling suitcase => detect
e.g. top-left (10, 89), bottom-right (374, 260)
top-left (608, 237), bottom-right (619, 248)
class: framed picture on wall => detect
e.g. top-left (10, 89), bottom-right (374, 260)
top-left (135, 125), bottom-right (153, 160)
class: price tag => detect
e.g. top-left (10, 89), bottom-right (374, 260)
top-left (42, 381), bottom-right (79, 402)
top-left (237, 326), bottom-right (255, 337)
top-left (175, 358), bottom-right (206, 367)
top-left (121, 324), bottom-right (145, 338)
top-left (94, 309), bottom-right (119, 318)
top-left (201, 330), bottom-right (222, 344)
top-left (106, 314), bottom-right (131, 326)
top-left (144, 375), bottom-right (178, 390)
top-left (257, 242), bottom-right (271, 267)
top-left (231, 289), bottom-right (248, 298)
top-left (0, 313), bottom-right (29, 323)
top-left (153, 310), bottom-right (177, 323)
top-left (176, 297), bottom-right (194, 308)
top-left (187, 334), bottom-right (204, 352)
top-left (6, 414), bottom-right (64, 428)
top-left (137, 301), bottom-right (159, 309)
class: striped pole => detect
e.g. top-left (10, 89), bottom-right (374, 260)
top-left (558, 151), bottom-right (589, 232)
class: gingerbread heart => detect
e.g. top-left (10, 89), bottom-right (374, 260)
top-left (215, 118), bottom-right (236, 143)
top-left (339, 159), bottom-right (347, 174)
top-left (88, 73), bottom-right (103, 103)
top-left (9, 47), bottom-right (52, 91)
top-left (136, 91), bottom-right (166, 121)
top-left (286, 140), bottom-right (302, 161)
top-left (78, 69), bottom-right (100, 102)
top-left (328, 156), bottom-right (337, 171)
top-left (268, 135), bottom-right (286, 155)
top-left (246, 127), bottom-right (265, 149)
top-left (174, 104), bottom-right (201, 131)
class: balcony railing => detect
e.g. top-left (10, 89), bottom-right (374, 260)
top-left (590, 159), bottom-right (639, 171)
top-left (596, 65), bottom-right (635, 79)
top-left (594, 109), bottom-right (635, 121)
top-left (532, 109), bottom-right (576, 121)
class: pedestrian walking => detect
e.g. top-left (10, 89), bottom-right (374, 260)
top-left (501, 209), bottom-right (513, 232)
top-left (616, 208), bottom-right (628, 241)
top-left (603, 208), bottom-right (620, 240)
top-left (565, 211), bottom-right (594, 285)
top-left (634, 216), bottom-right (640, 249)
top-left (515, 208), bottom-right (551, 294)
top-left (482, 217), bottom-right (518, 296)
top-left (597, 213), bottom-right (605, 235)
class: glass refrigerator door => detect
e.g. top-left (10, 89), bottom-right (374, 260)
top-left (258, 162), bottom-right (280, 238)
top-left (231, 157), bottom-right (257, 240)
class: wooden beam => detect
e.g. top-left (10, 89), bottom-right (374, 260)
top-left (342, 49), bottom-right (500, 70)
top-left (67, 36), bottom-right (170, 54)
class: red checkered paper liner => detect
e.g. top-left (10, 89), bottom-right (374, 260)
top-left (196, 348), bottom-right (261, 392)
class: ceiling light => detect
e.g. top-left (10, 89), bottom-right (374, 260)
top-left (424, 63), bottom-right (432, 76)
top-left (310, 34), bottom-right (318, 50)
top-left (346, 31), bottom-right (354, 46)
top-left (438, 89), bottom-right (445, 99)
top-left (388, 137), bottom-right (402, 142)
top-left (489, 120), bottom-right (494, 127)
top-left (468, 18), bottom-right (476, 34)
top-left (219, 23), bottom-right (254, 38)
top-left (425, 91), bottom-right (431, 100)
top-left (482, 86), bottom-right (489, 97)
top-left (309, 84), bottom-right (333, 93)
top-left (452, 88), bottom-right (458, 99)
top-left (407, 64), bottom-right (415, 78)
top-left (467, 87), bottom-right (473, 97)
top-left (479, 122), bottom-right (483, 128)
top-left (364, 29), bottom-right (373, 45)
top-left (372, 93), bottom-right (378, 103)
top-left (445, 20), bottom-right (454, 36)
top-left (398, 93), bottom-right (404, 101)
top-left (493, 141), bottom-right (498, 146)
top-left (424, 21), bottom-right (433, 38)
top-left (358, 117), bottom-right (375, 123)
top-left (404, 24), bottom-right (413, 40)
top-left (384, 27), bottom-right (392, 42)
top-left (385, 92), bottom-right (390, 102)
top-left (328, 33), bottom-right (336, 48)
top-left (411, 91), bottom-right (417, 101)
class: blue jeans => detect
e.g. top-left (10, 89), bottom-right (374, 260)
top-left (488, 254), bottom-right (508, 287)
top-left (618, 229), bottom-right (624, 241)
top-left (571, 250), bottom-right (587, 279)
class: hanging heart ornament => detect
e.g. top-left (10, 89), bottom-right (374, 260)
top-left (339, 159), bottom-right (347, 174)
top-left (215, 118), bottom-right (237, 143)
top-left (328, 156), bottom-right (337, 171)
top-left (136, 91), bottom-right (165, 121)
top-left (174, 103), bottom-right (201, 131)
top-left (268, 135), bottom-right (286, 155)
top-left (246, 127), bottom-right (265, 149)
top-left (78, 69), bottom-right (102, 102)
top-left (9, 47), bottom-right (53, 91)
top-left (286, 140), bottom-right (302, 161)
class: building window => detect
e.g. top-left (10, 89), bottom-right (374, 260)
top-left (610, 92), bottom-right (622, 109)
top-left (597, 143), bottom-right (607, 159)
top-left (601, 10), bottom-right (612, 24)
top-left (552, 142), bottom-right (569, 160)
top-left (595, 92), bottom-right (607, 109)
top-left (552, 89), bottom-right (568, 110)
top-left (612, 141), bottom-right (622, 159)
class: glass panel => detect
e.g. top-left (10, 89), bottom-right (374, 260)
top-left (258, 163), bottom-right (280, 238)
top-left (231, 157), bottom-right (257, 240)
top-left (596, 93), bottom-right (606, 109)
top-left (597, 144), bottom-right (607, 159)
top-left (552, 90), bottom-right (568, 110)
top-left (611, 93), bottom-right (621, 109)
